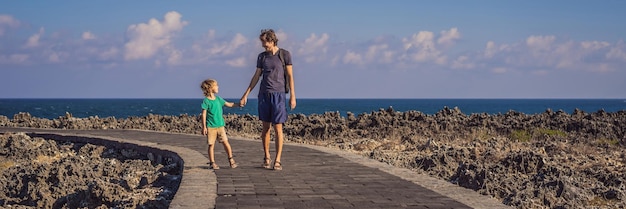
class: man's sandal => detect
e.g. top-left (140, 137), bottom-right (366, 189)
top-left (263, 157), bottom-right (272, 169)
top-left (209, 162), bottom-right (220, 170)
top-left (229, 157), bottom-right (238, 168)
top-left (273, 161), bottom-right (282, 171)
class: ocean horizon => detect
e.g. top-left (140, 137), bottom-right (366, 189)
top-left (1, 98), bottom-right (624, 120)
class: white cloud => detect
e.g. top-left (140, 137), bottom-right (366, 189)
top-left (484, 41), bottom-right (497, 58)
top-left (275, 30), bottom-right (288, 45)
top-left (188, 32), bottom-right (251, 67)
top-left (553, 41), bottom-right (577, 69)
top-left (24, 27), bottom-right (45, 48)
top-left (381, 51), bottom-right (394, 63)
top-left (82, 31), bottom-right (96, 40)
top-left (581, 41), bottom-right (610, 50)
top-left (343, 50), bottom-right (363, 65)
top-left (483, 41), bottom-right (515, 59)
top-left (167, 48), bottom-right (182, 65)
top-left (0, 54), bottom-right (29, 64)
top-left (226, 57), bottom-right (246, 67)
top-left (526, 35), bottom-right (555, 50)
top-left (479, 35), bottom-right (626, 73)
top-left (403, 31), bottom-right (435, 50)
top-left (330, 55), bottom-right (341, 66)
top-left (45, 50), bottom-right (69, 63)
top-left (193, 32), bottom-right (249, 58)
top-left (0, 15), bottom-right (20, 26)
top-left (607, 47), bottom-right (626, 61)
top-left (99, 47), bottom-right (119, 60)
top-left (48, 52), bottom-right (61, 63)
top-left (299, 33), bottom-right (329, 54)
top-left (124, 11), bottom-right (188, 60)
top-left (605, 41), bottom-right (626, 61)
top-left (0, 14), bottom-right (21, 36)
top-left (209, 33), bottom-right (248, 55)
top-left (205, 29), bottom-right (216, 40)
top-left (401, 30), bottom-right (447, 64)
top-left (298, 33), bottom-right (329, 63)
top-left (365, 44), bottom-right (386, 59)
top-left (491, 67), bottom-right (508, 74)
top-left (437, 27), bottom-right (461, 47)
top-left (451, 55), bottom-right (475, 69)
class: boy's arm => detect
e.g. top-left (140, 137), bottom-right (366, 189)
top-left (224, 101), bottom-right (242, 108)
top-left (201, 109), bottom-right (208, 135)
top-left (201, 109), bottom-right (207, 129)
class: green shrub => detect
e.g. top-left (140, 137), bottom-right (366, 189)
top-left (598, 138), bottom-right (619, 147)
top-left (536, 128), bottom-right (567, 137)
top-left (510, 130), bottom-right (531, 142)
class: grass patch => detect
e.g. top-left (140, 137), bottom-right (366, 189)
top-left (588, 196), bottom-right (620, 207)
top-left (510, 130), bottom-right (531, 142)
top-left (597, 138), bottom-right (620, 147)
top-left (471, 129), bottom-right (494, 141)
top-left (536, 128), bottom-right (567, 137)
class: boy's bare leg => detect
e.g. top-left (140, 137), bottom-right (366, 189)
top-left (220, 131), bottom-right (234, 158)
top-left (208, 144), bottom-right (217, 167)
top-left (222, 140), bottom-right (237, 168)
top-left (223, 141), bottom-right (233, 158)
top-left (207, 134), bottom-right (216, 163)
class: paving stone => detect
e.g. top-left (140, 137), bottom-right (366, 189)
top-left (0, 127), bottom-right (512, 209)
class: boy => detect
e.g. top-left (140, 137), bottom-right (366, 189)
top-left (201, 79), bottom-right (239, 169)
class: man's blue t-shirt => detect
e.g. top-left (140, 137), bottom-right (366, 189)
top-left (256, 49), bottom-right (292, 93)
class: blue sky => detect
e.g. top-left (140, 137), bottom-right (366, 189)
top-left (1, 1), bottom-right (625, 99)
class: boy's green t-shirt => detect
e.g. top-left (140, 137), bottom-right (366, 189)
top-left (201, 96), bottom-right (226, 128)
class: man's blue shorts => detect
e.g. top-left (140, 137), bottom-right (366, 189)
top-left (258, 92), bottom-right (288, 124)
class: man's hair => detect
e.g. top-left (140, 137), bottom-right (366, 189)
top-left (259, 29), bottom-right (278, 45)
top-left (200, 79), bottom-right (217, 97)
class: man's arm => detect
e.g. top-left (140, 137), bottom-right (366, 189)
top-left (285, 64), bottom-right (296, 109)
top-left (240, 68), bottom-right (263, 106)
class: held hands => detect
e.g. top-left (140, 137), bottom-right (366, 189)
top-left (240, 97), bottom-right (247, 107)
top-left (237, 96), bottom-right (294, 109)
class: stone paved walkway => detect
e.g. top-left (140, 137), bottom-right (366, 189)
top-left (0, 127), bottom-right (510, 209)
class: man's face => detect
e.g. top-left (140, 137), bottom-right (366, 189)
top-left (262, 40), bottom-right (274, 52)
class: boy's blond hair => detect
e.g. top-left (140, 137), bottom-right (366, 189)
top-left (200, 79), bottom-right (217, 97)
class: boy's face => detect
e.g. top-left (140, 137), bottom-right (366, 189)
top-left (262, 40), bottom-right (275, 52)
top-left (212, 83), bottom-right (219, 93)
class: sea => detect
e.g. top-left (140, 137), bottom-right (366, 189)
top-left (0, 99), bottom-right (624, 119)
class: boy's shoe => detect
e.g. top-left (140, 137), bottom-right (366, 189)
top-left (229, 157), bottom-right (238, 168)
top-left (209, 162), bottom-right (220, 170)
top-left (262, 157), bottom-right (272, 169)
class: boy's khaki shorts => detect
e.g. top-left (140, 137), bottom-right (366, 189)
top-left (207, 127), bottom-right (228, 145)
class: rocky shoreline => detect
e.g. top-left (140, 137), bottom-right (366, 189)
top-left (0, 132), bottom-right (180, 208)
top-left (1, 107), bottom-right (625, 208)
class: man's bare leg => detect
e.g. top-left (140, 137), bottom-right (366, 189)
top-left (261, 121), bottom-right (272, 168)
top-left (273, 123), bottom-right (284, 170)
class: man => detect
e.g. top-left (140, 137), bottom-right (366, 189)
top-left (240, 29), bottom-right (296, 171)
